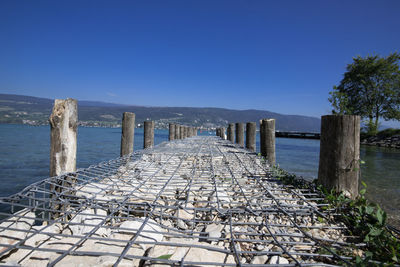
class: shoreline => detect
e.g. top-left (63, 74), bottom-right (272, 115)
top-left (361, 135), bottom-right (400, 149)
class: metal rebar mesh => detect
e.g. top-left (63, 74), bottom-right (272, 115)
top-left (0, 136), bottom-right (359, 266)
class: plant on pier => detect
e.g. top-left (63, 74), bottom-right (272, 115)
top-left (329, 53), bottom-right (400, 136)
top-left (272, 166), bottom-right (400, 265)
top-left (320, 182), bottom-right (400, 266)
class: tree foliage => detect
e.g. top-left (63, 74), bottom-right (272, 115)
top-left (329, 53), bottom-right (400, 135)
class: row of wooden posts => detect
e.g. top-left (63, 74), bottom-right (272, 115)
top-left (213, 115), bottom-right (361, 199)
top-left (50, 98), bottom-right (360, 199)
top-left (49, 99), bottom-right (199, 177)
top-left (214, 120), bottom-right (276, 165)
top-left (168, 123), bottom-right (198, 141)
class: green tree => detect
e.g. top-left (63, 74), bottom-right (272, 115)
top-left (329, 53), bottom-right (400, 135)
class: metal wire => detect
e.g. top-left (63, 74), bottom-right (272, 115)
top-left (0, 136), bottom-right (360, 266)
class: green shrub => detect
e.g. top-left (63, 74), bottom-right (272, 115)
top-left (271, 166), bottom-right (400, 265)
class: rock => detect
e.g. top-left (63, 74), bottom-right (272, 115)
top-left (217, 191), bottom-right (230, 203)
top-left (269, 255), bottom-right (289, 264)
top-left (75, 182), bottom-right (109, 199)
top-left (69, 208), bottom-right (108, 236)
top-left (177, 219), bottom-right (187, 230)
top-left (25, 223), bottom-right (63, 247)
top-left (147, 238), bottom-right (235, 266)
top-left (184, 245), bottom-right (235, 265)
top-left (116, 218), bottom-right (164, 249)
top-left (255, 244), bottom-right (265, 251)
top-left (256, 216), bottom-right (263, 222)
top-left (252, 255), bottom-right (269, 264)
top-left (174, 208), bottom-right (194, 221)
top-left (0, 209), bottom-right (35, 255)
top-left (204, 223), bottom-right (224, 241)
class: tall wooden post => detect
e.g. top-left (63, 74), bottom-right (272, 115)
top-left (180, 125), bottom-right (185, 139)
top-left (175, 124), bottom-right (180, 139)
top-left (216, 128), bottom-right (220, 137)
top-left (49, 98), bottom-right (78, 218)
top-left (169, 123), bottom-right (175, 141)
top-left (259, 120), bottom-right (265, 156)
top-left (318, 115), bottom-right (360, 198)
top-left (50, 98), bottom-right (78, 177)
top-left (228, 123), bottom-right (234, 142)
top-left (221, 127), bottom-right (226, 140)
top-left (120, 112), bottom-right (135, 156)
top-left (261, 119), bottom-right (276, 165)
top-left (235, 123), bottom-right (244, 147)
top-left (246, 122), bottom-right (256, 152)
top-left (144, 121), bottom-right (154, 149)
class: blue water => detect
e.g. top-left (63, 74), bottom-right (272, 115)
top-left (0, 124), bottom-right (399, 226)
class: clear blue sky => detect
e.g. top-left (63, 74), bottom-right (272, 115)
top-left (1, 0), bottom-right (399, 121)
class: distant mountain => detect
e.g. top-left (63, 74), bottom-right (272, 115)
top-left (0, 93), bottom-right (321, 131)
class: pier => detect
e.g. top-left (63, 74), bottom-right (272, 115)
top-left (0, 136), bottom-right (357, 266)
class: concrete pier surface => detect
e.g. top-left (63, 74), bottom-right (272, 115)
top-left (0, 136), bottom-right (356, 266)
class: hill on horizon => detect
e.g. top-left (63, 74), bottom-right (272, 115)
top-left (0, 94), bottom-right (321, 132)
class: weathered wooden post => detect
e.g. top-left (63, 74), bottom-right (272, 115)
top-left (143, 121), bottom-right (154, 148)
top-left (221, 127), bottom-right (226, 140)
top-left (189, 127), bottom-right (193, 137)
top-left (216, 128), bottom-right (220, 137)
top-left (261, 119), bottom-right (276, 165)
top-left (169, 123), bottom-right (175, 141)
top-left (259, 120), bottom-right (265, 156)
top-left (120, 112), bottom-right (135, 156)
top-left (181, 125), bottom-right (185, 139)
top-left (246, 122), bottom-right (256, 152)
top-left (175, 124), bottom-right (180, 139)
top-left (228, 123), bottom-right (234, 142)
top-left (235, 123), bottom-right (244, 147)
top-left (318, 115), bottom-right (360, 198)
top-left (49, 98), bottom-right (77, 218)
top-left (50, 98), bottom-right (78, 177)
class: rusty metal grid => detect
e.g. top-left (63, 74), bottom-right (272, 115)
top-left (0, 136), bottom-right (360, 266)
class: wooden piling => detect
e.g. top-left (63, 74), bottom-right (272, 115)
top-left (260, 120), bottom-right (265, 156)
top-left (49, 98), bottom-right (78, 218)
top-left (261, 119), bottom-right (276, 165)
top-left (180, 125), bottom-right (185, 139)
top-left (318, 115), bottom-right (360, 198)
top-left (169, 123), bottom-right (175, 141)
top-left (49, 98), bottom-right (78, 177)
top-left (221, 127), bottom-right (226, 140)
top-left (235, 123), bottom-right (244, 147)
top-left (246, 122), bottom-right (256, 152)
top-left (216, 128), bottom-right (220, 137)
top-left (120, 112), bottom-right (135, 157)
top-left (144, 121), bottom-right (154, 148)
top-left (175, 124), bottom-right (180, 139)
top-left (227, 123), bottom-right (234, 142)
